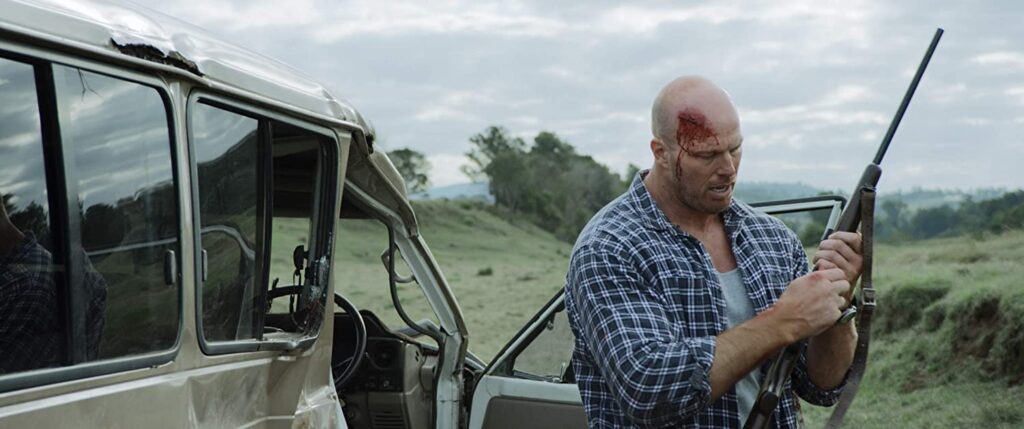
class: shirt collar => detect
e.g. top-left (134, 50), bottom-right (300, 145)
top-left (629, 170), bottom-right (753, 236)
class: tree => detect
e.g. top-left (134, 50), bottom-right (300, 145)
top-left (461, 125), bottom-right (630, 242)
top-left (909, 205), bottom-right (957, 239)
top-left (461, 126), bottom-right (526, 182)
top-left (387, 148), bottom-right (431, 193)
top-left (623, 163), bottom-right (642, 186)
top-left (3, 194), bottom-right (49, 244)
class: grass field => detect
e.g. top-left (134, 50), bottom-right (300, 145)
top-left (333, 199), bottom-right (1024, 427)
top-left (803, 230), bottom-right (1024, 427)
top-left (334, 200), bottom-right (572, 361)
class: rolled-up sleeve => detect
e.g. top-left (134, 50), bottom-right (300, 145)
top-left (567, 242), bottom-right (717, 427)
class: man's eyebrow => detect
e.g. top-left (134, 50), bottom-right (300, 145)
top-left (691, 141), bottom-right (741, 155)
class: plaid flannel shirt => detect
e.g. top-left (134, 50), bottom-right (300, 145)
top-left (0, 234), bottom-right (61, 373)
top-left (564, 172), bottom-right (845, 428)
top-left (0, 233), bottom-right (107, 374)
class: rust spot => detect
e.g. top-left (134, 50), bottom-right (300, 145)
top-left (673, 110), bottom-right (720, 179)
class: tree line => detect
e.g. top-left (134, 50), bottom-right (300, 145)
top-left (389, 126), bottom-right (1024, 244)
top-left (460, 126), bottom-right (631, 241)
top-left (390, 126), bottom-right (634, 242)
top-left (875, 191), bottom-right (1024, 241)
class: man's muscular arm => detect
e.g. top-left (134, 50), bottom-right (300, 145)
top-left (710, 268), bottom-right (849, 400)
top-left (804, 231), bottom-right (863, 390)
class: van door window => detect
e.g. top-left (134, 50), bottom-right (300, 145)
top-left (53, 65), bottom-right (179, 360)
top-left (192, 103), bottom-right (262, 342)
top-left (0, 56), bottom-right (64, 374)
top-left (192, 101), bottom-right (334, 345)
top-left (506, 305), bottom-right (574, 381)
top-left (263, 121), bottom-right (333, 337)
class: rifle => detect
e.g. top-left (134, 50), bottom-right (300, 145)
top-left (743, 27), bottom-right (944, 429)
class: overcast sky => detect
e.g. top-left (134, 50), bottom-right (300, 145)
top-left (140, 0), bottom-right (1023, 192)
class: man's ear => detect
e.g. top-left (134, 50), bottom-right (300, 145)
top-left (650, 139), bottom-right (670, 168)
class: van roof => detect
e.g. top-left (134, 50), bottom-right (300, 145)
top-left (0, 0), bottom-right (374, 137)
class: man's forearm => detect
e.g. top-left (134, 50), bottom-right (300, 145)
top-left (805, 320), bottom-right (857, 390)
top-left (709, 309), bottom-right (792, 401)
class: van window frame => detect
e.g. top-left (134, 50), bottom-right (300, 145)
top-left (187, 91), bottom-right (340, 355)
top-left (0, 46), bottom-right (184, 394)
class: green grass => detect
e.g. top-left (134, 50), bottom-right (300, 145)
top-left (331, 200), bottom-right (1024, 426)
top-left (801, 230), bottom-right (1024, 427)
top-left (334, 200), bottom-right (571, 361)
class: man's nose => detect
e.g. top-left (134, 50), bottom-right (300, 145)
top-left (715, 153), bottom-right (737, 176)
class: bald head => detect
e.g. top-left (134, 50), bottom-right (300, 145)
top-left (651, 76), bottom-right (741, 145)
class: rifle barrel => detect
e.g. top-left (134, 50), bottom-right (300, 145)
top-left (874, 28), bottom-right (944, 165)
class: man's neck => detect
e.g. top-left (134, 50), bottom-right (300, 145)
top-left (643, 169), bottom-right (723, 238)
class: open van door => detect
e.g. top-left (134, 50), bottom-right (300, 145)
top-left (466, 196), bottom-right (846, 429)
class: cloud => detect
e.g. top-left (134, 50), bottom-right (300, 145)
top-left (971, 51), bottom-right (1024, 71)
top-left (312, 5), bottom-right (567, 42)
top-left (956, 117), bottom-right (994, 126)
top-left (414, 106), bottom-right (479, 122)
top-left (1005, 86), bottom-right (1024, 105)
top-left (927, 82), bottom-right (968, 104)
top-left (819, 85), bottom-right (874, 106)
top-left (412, 90), bottom-right (534, 122)
top-left (134, 0), bottom-right (1024, 190)
top-left (594, 4), bottom-right (743, 34)
top-left (426, 153), bottom-right (470, 186)
top-left (158, 0), bottom-right (318, 31)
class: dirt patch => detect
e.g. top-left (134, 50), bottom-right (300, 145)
top-left (995, 313), bottom-right (1024, 385)
top-left (952, 297), bottom-right (1001, 360)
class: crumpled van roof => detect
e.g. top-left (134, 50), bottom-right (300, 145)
top-left (0, 0), bottom-right (375, 138)
top-left (0, 0), bottom-right (431, 232)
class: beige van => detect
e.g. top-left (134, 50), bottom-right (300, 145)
top-left (0, 1), bottom-right (851, 428)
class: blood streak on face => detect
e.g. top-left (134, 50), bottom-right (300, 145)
top-left (673, 110), bottom-right (721, 179)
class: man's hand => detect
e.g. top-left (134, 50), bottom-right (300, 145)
top-left (770, 268), bottom-right (850, 342)
top-left (812, 231), bottom-right (863, 304)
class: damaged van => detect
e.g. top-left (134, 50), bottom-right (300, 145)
top-left (0, 1), bottom-right (851, 428)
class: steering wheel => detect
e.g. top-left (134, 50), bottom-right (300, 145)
top-left (266, 286), bottom-right (367, 390)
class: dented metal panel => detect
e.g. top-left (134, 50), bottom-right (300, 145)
top-left (0, 0), bottom-right (374, 139)
top-left (0, 2), bottom-right (451, 428)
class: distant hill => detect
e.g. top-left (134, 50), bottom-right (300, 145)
top-left (410, 182), bottom-right (493, 203)
top-left (736, 182), bottom-right (1012, 212)
top-left (880, 187), bottom-right (1008, 210)
top-left (734, 182), bottom-right (827, 203)
top-left (412, 180), bottom-right (1013, 213)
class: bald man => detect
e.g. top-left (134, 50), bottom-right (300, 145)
top-left (564, 76), bottom-right (860, 428)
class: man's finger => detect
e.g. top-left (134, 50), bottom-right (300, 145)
top-left (822, 267), bottom-right (847, 282)
top-left (818, 239), bottom-right (861, 265)
top-left (814, 259), bottom-right (838, 271)
top-left (834, 295), bottom-right (847, 308)
top-left (815, 249), bottom-right (853, 273)
top-left (827, 231), bottom-right (863, 253)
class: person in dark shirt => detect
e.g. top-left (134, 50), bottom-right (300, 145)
top-left (0, 198), bottom-right (108, 373)
top-left (565, 76), bottom-right (861, 427)
top-left (0, 200), bottom-right (62, 373)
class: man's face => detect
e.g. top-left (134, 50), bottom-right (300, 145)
top-left (666, 109), bottom-right (743, 215)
